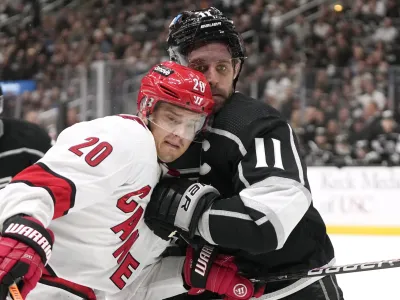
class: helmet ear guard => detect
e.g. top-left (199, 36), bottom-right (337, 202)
top-left (138, 95), bottom-right (155, 119)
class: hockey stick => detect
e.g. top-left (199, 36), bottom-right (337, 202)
top-left (172, 233), bottom-right (400, 283)
top-left (249, 258), bottom-right (400, 283)
top-left (8, 283), bottom-right (23, 300)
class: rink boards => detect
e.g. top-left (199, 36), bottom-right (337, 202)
top-left (308, 167), bottom-right (400, 299)
top-left (308, 166), bottom-right (400, 236)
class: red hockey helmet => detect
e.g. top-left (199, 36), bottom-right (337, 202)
top-left (137, 61), bottom-right (214, 140)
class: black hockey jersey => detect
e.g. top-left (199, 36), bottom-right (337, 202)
top-left (0, 118), bottom-right (53, 188)
top-left (169, 92), bottom-right (335, 296)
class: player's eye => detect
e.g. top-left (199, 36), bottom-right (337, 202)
top-left (167, 115), bottom-right (176, 122)
top-left (190, 64), bottom-right (208, 73)
top-left (216, 64), bottom-right (228, 74)
top-left (168, 115), bottom-right (183, 126)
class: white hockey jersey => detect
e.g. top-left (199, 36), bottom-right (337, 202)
top-left (0, 115), bottom-right (171, 298)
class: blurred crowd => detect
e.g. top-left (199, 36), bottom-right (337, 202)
top-left (1, 0), bottom-right (400, 166)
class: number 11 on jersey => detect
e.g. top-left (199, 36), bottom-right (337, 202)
top-left (255, 138), bottom-right (284, 169)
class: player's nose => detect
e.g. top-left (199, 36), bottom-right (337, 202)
top-left (171, 125), bottom-right (187, 142)
top-left (204, 67), bottom-right (218, 87)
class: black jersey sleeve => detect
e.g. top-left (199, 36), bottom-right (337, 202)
top-left (0, 118), bottom-right (53, 182)
top-left (197, 116), bottom-right (312, 254)
top-left (22, 121), bottom-right (54, 164)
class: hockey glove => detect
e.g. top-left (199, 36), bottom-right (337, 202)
top-left (144, 178), bottom-right (220, 240)
top-left (183, 245), bottom-right (265, 300)
top-left (0, 215), bottom-right (54, 299)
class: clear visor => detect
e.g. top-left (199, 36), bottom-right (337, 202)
top-left (148, 108), bottom-right (207, 142)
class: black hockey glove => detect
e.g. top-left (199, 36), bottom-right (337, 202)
top-left (144, 178), bottom-right (220, 240)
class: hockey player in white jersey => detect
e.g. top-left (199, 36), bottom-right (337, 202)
top-left (0, 61), bottom-right (218, 300)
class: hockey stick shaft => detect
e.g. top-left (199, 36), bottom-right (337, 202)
top-left (250, 258), bottom-right (400, 283)
top-left (175, 233), bottom-right (400, 282)
top-left (9, 283), bottom-right (23, 300)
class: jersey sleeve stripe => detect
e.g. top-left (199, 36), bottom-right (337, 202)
top-left (10, 180), bottom-right (57, 205)
top-left (197, 209), bottom-right (217, 245)
top-left (40, 272), bottom-right (96, 300)
top-left (117, 114), bottom-right (147, 128)
top-left (238, 162), bottom-right (250, 188)
top-left (11, 162), bottom-right (76, 219)
top-left (209, 127), bottom-right (247, 156)
top-left (209, 210), bottom-right (253, 221)
top-left (287, 124), bottom-right (305, 185)
top-left (0, 147), bottom-right (45, 159)
top-left (239, 176), bottom-right (311, 249)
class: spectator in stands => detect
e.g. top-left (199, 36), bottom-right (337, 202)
top-left (338, 107), bottom-right (353, 133)
top-left (372, 17), bottom-right (398, 43)
top-left (263, 65), bottom-right (292, 110)
top-left (357, 79), bottom-right (386, 110)
top-left (290, 14), bottom-right (310, 45)
top-left (361, 101), bottom-right (382, 140)
top-left (386, 0), bottom-right (400, 18)
top-left (313, 16), bottom-right (331, 39)
top-left (367, 111), bottom-right (400, 165)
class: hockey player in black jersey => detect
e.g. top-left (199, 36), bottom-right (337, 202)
top-left (144, 7), bottom-right (345, 300)
top-left (0, 86), bottom-right (53, 188)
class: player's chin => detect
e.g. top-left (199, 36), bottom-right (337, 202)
top-left (159, 143), bottom-right (184, 163)
top-left (212, 95), bottom-right (227, 112)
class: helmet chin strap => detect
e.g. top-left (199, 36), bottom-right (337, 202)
top-left (137, 111), bottom-right (152, 131)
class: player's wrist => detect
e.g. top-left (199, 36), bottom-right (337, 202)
top-left (2, 215), bottom-right (54, 265)
top-left (183, 244), bottom-right (218, 295)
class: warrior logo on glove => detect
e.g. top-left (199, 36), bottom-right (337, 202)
top-left (0, 215), bottom-right (54, 299)
top-left (4, 222), bottom-right (52, 261)
top-left (183, 245), bottom-right (265, 300)
top-left (233, 284), bottom-right (248, 298)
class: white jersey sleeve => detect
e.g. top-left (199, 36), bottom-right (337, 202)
top-left (0, 115), bottom-right (158, 228)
